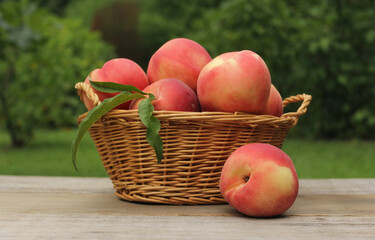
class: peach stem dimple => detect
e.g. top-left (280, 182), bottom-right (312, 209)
top-left (243, 175), bottom-right (250, 183)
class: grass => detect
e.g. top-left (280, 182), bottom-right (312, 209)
top-left (0, 129), bottom-right (374, 178)
top-left (0, 129), bottom-right (107, 177)
top-left (282, 139), bottom-right (375, 178)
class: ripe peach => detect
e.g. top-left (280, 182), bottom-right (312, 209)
top-left (220, 143), bottom-right (299, 217)
top-left (147, 38), bottom-right (212, 92)
top-left (129, 78), bottom-right (200, 112)
top-left (197, 50), bottom-right (271, 114)
top-left (83, 58), bottom-right (149, 110)
top-left (262, 84), bottom-right (283, 117)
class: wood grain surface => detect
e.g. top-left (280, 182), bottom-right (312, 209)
top-left (1, 176), bottom-right (374, 239)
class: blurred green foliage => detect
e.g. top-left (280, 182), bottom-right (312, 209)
top-left (0, 0), bottom-right (115, 147)
top-left (64, 0), bottom-right (119, 28)
top-left (66, 0), bottom-right (146, 68)
top-left (139, 0), bottom-right (224, 65)
top-left (1, 0), bottom-right (374, 148)
top-left (140, 0), bottom-right (375, 139)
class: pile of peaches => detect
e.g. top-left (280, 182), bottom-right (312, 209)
top-left (82, 38), bottom-right (283, 117)
top-left (81, 38), bottom-right (298, 218)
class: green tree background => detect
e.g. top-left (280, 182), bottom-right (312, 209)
top-left (0, 0), bottom-right (114, 147)
top-left (1, 0), bottom-right (374, 147)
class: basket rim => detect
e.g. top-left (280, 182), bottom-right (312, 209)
top-left (75, 81), bottom-right (312, 127)
top-left (78, 108), bottom-right (295, 125)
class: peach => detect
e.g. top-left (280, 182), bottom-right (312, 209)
top-left (220, 143), bottom-right (299, 217)
top-left (262, 84), bottom-right (283, 117)
top-left (197, 50), bottom-right (271, 114)
top-left (129, 78), bottom-right (200, 112)
top-left (83, 58), bottom-right (149, 110)
top-left (147, 38), bottom-right (212, 92)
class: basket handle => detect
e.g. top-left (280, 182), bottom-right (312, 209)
top-left (75, 82), bottom-right (101, 107)
top-left (281, 93), bottom-right (312, 126)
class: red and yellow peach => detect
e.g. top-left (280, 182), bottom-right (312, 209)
top-left (262, 84), bottom-right (283, 117)
top-left (147, 38), bottom-right (212, 92)
top-left (129, 78), bottom-right (200, 112)
top-left (197, 50), bottom-right (271, 114)
top-left (83, 58), bottom-right (149, 110)
top-left (220, 143), bottom-right (299, 217)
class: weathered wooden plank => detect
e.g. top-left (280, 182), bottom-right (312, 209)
top-left (1, 176), bottom-right (375, 194)
top-left (1, 192), bottom-right (375, 217)
top-left (0, 214), bottom-right (374, 240)
top-left (0, 192), bottom-right (237, 217)
top-left (0, 175), bottom-right (113, 193)
top-left (298, 178), bottom-right (375, 195)
top-left (1, 176), bottom-right (375, 239)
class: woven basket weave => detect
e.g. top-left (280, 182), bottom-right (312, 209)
top-left (75, 82), bottom-right (311, 205)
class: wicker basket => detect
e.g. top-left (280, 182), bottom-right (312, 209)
top-left (75, 82), bottom-right (311, 205)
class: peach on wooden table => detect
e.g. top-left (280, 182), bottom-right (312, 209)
top-left (220, 143), bottom-right (299, 217)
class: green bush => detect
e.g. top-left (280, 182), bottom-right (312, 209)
top-left (2, 0), bottom-right (373, 143)
top-left (64, 0), bottom-right (119, 28)
top-left (65, 0), bottom-right (146, 68)
top-left (0, 0), bottom-right (115, 147)
top-left (139, 0), bottom-right (224, 63)
top-left (140, 0), bottom-right (375, 139)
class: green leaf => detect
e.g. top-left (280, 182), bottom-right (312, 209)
top-left (71, 92), bottom-right (146, 170)
top-left (138, 94), bottom-right (155, 123)
top-left (89, 79), bottom-right (147, 94)
top-left (138, 94), bottom-right (164, 163)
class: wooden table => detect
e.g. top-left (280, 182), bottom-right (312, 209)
top-left (1, 176), bottom-right (374, 239)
